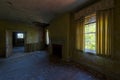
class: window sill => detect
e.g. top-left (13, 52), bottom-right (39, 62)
top-left (84, 52), bottom-right (96, 55)
top-left (76, 49), bottom-right (116, 61)
top-left (76, 49), bottom-right (96, 56)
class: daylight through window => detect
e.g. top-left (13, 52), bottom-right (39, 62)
top-left (84, 14), bottom-right (96, 54)
top-left (17, 33), bottom-right (24, 39)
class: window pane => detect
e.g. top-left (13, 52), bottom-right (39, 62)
top-left (85, 33), bottom-right (95, 42)
top-left (84, 13), bottom-right (96, 53)
top-left (89, 23), bottom-right (96, 32)
top-left (85, 33), bottom-right (96, 53)
top-left (85, 23), bottom-right (96, 33)
top-left (17, 33), bottom-right (24, 39)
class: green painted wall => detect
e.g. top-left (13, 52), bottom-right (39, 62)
top-left (0, 20), bottom-right (41, 57)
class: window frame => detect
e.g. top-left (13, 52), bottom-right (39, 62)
top-left (84, 14), bottom-right (96, 54)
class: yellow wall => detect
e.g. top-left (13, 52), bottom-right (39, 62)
top-left (72, 1), bottom-right (120, 79)
top-left (0, 20), bottom-right (41, 57)
top-left (114, 0), bottom-right (120, 60)
top-left (48, 13), bottom-right (70, 60)
top-left (48, 0), bottom-right (120, 79)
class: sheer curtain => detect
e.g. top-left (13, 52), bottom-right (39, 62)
top-left (76, 18), bottom-right (84, 51)
top-left (96, 9), bottom-right (113, 57)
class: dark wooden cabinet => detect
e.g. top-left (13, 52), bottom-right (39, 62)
top-left (52, 44), bottom-right (62, 58)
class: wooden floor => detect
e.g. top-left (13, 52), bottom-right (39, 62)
top-left (0, 51), bottom-right (100, 80)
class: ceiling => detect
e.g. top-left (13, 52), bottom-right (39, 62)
top-left (0, 0), bottom-right (97, 24)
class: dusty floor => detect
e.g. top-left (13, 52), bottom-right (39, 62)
top-left (0, 51), bottom-right (100, 80)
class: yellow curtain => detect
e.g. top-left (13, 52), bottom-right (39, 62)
top-left (76, 18), bottom-right (84, 51)
top-left (96, 9), bottom-right (113, 57)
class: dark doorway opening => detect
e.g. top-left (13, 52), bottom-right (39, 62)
top-left (12, 32), bottom-right (25, 54)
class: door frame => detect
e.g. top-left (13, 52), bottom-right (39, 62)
top-left (6, 30), bottom-right (12, 57)
top-left (6, 30), bottom-right (27, 57)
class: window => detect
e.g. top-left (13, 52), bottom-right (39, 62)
top-left (84, 14), bottom-right (96, 54)
top-left (76, 10), bottom-right (113, 56)
top-left (17, 33), bottom-right (24, 39)
top-left (46, 29), bottom-right (49, 45)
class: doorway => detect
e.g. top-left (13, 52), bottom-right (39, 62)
top-left (12, 32), bottom-right (25, 54)
top-left (6, 31), bottom-right (26, 58)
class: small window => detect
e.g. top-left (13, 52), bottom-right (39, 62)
top-left (46, 30), bottom-right (49, 45)
top-left (84, 14), bottom-right (96, 54)
top-left (17, 33), bottom-right (24, 39)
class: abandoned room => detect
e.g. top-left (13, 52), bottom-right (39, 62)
top-left (0, 0), bottom-right (120, 80)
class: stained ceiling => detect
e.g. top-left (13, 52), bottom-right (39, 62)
top-left (0, 0), bottom-right (97, 24)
